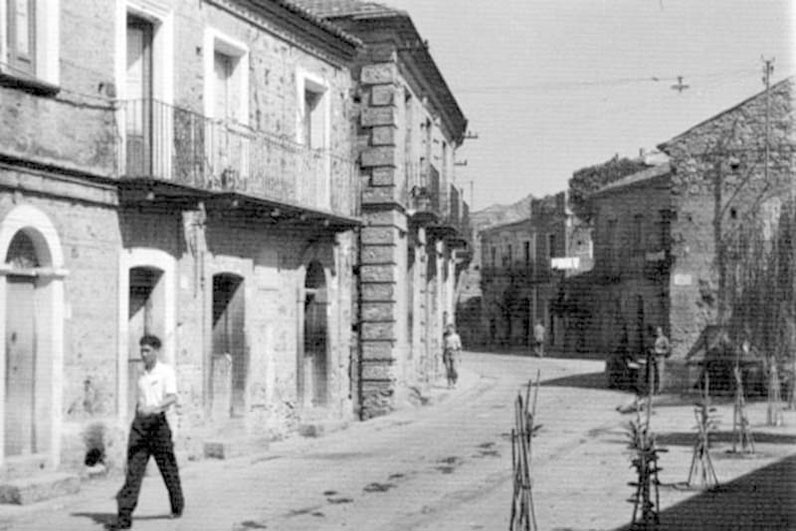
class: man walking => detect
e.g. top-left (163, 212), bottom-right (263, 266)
top-left (650, 326), bottom-right (670, 394)
top-left (111, 335), bottom-right (184, 529)
top-left (443, 324), bottom-right (462, 388)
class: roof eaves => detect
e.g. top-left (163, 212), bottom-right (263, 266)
top-left (275, 0), bottom-right (363, 47)
top-left (590, 162), bottom-right (671, 197)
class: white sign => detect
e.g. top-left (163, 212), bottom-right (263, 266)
top-left (674, 273), bottom-right (692, 286)
top-left (551, 257), bottom-right (580, 270)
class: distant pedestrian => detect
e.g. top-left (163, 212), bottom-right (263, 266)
top-left (111, 335), bottom-right (184, 529)
top-left (533, 321), bottom-right (546, 358)
top-left (649, 326), bottom-right (670, 393)
top-left (443, 324), bottom-right (462, 388)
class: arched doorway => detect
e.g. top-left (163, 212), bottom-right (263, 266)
top-left (0, 206), bottom-right (65, 472)
top-left (211, 273), bottom-right (246, 418)
top-left (5, 232), bottom-right (39, 458)
top-left (301, 261), bottom-right (328, 407)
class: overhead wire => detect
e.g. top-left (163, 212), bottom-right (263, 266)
top-left (453, 66), bottom-right (793, 94)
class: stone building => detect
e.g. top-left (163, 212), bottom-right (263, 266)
top-left (573, 163), bottom-right (673, 360)
top-left (0, 0), bottom-right (361, 495)
top-left (291, 0), bottom-right (471, 418)
top-left (572, 77), bottom-right (795, 390)
top-left (479, 219), bottom-right (533, 347)
top-left (479, 192), bottom-right (592, 350)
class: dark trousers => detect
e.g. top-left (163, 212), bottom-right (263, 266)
top-left (534, 340), bottom-right (544, 357)
top-left (117, 413), bottom-right (184, 526)
top-left (443, 350), bottom-right (458, 386)
top-left (644, 353), bottom-right (662, 394)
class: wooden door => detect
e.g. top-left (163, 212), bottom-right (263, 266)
top-left (5, 276), bottom-right (36, 457)
top-left (304, 288), bottom-right (328, 407)
top-left (212, 275), bottom-right (246, 418)
top-left (128, 267), bottom-right (164, 420)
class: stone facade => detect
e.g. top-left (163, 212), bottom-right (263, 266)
top-left (293, 1), bottom-right (471, 418)
top-left (0, 0), bottom-right (360, 482)
top-left (480, 219), bottom-right (534, 347)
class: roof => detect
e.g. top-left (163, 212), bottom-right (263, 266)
top-left (290, 0), bottom-right (468, 145)
top-left (590, 162), bottom-right (671, 197)
top-left (658, 76), bottom-right (793, 152)
top-left (266, 0), bottom-right (362, 47)
top-left (285, 0), bottom-right (401, 18)
top-left (479, 218), bottom-right (531, 237)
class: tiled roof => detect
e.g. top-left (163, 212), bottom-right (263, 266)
top-left (268, 0), bottom-right (362, 46)
top-left (287, 0), bottom-right (403, 18)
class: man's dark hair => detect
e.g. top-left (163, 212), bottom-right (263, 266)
top-left (139, 334), bottom-right (162, 350)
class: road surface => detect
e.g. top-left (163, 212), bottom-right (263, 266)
top-left (4, 351), bottom-right (795, 530)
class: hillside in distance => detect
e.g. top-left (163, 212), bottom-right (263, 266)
top-left (470, 193), bottom-right (533, 233)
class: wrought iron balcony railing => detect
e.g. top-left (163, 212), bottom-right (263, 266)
top-left (119, 99), bottom-right (358, 216)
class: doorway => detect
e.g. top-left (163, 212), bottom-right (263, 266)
top-left (4, 231), bottom-right (40, 458)
top-left (302, 261), bottom-right (328, 407)
top-left (127, 266), bottom-right (165, 420)
top-left (212, 274), bottom-right (246, 418)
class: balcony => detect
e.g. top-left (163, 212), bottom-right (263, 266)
top-left (429, 184), bottom-right (471, 249)
top-left (408, 184), bottom-right (439, 225)
top-left (118, 99), bottom-right (358, 225)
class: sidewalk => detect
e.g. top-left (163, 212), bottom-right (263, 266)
top-left (0, 369), bottom-right (484, 530)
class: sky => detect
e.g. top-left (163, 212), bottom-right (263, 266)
top-left (383, 0), bottom-right (795, 211)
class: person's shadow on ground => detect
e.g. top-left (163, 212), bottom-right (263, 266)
top-left (71, 511), bottom-right (174, 527)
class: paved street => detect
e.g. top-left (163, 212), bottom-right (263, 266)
top-left (2, 351), bottom-right (794, 531)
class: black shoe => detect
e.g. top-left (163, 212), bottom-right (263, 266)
top-left (105, 521), bottom-right (131, 530)
top-left (170, 510), bottom-right (183, 519)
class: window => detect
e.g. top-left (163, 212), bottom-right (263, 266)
top-left (547, 233), bottom-right (556, 259)
top-left (303, 89), bottom-right (324, 148)
top-left (7, 0), bottom-right (34, 74)
top-left (203, 29), bottom-right (249, 187)
top-left (299, 76), bottom-right (328, 150)
top-left (524, 241), bottom-right (530, 265)
top-left (204, 30), bottom-right (248, 125)
top-left (1, 0), bottom-right (59, 89)
top-left (297, 70), bottom-right (331, 208)
top-left (632, 214), bottom-right (644, 250)
top-left (656, 210), bottom-right (671, 251)
top-left (213, 51), bottom-right (234, 121)
top-left (506, 244), bottom-right (513, 266)
top-left (491, 246), bottom-right (496, 267)
top-left (125, 16), bottom-right (154, 175)
top-left (606, 219), bottom-right (618, 271)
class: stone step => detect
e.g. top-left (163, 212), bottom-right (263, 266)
top-left (0, 472), bottom-right (80, 505)
top-left (203, 438), bottom-right (269, 460)
top-left (298, 419), bottom-right (350, 438)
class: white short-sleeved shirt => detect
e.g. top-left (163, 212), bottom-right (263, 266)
top-left (444, 332), bottom-right (462, 351)
top-left (138, 361), bottom-right (177, 410)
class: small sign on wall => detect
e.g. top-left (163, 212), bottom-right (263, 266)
top-left (673, 273), bottom-right (692, 286)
